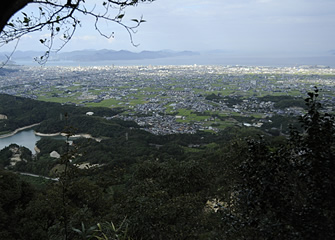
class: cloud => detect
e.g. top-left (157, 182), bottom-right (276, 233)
top-left (21, 34), bottom-right (33, 39)
top-left (256, 0), bottom-right (273, 3)
top-left (107, 37), bottom-right (115, 44)
top-left (72, 35), bottom-right (97, 41)
top-left (39, 33), bottom-right (50, 39)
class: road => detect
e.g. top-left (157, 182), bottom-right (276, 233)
top-left (18, 172), bottom-right (59, 181)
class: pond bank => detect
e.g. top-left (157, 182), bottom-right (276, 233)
top-left (34, 131), bottom-right (102, 142)
top-left (0, 123), bottom-right (41, 139)
top-left (0, 123), bottom-right (102, 142)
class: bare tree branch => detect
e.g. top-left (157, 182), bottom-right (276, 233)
top-left (0, 0), bottom-right (154, 64)
top-left (0, 39), bottom-right (20, 69)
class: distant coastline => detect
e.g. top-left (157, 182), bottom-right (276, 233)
top-left (3, 52), bottom-right (335, 68)
top-left (0, 123), bottom-right (40, 139)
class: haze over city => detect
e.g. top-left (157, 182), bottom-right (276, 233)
top-left (2, 0), bottom-right (335, 57)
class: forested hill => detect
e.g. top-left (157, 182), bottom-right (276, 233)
top-left (0, 94), bottom-right (124, 136)
top-left (0, 90), bottom-right (334, 239)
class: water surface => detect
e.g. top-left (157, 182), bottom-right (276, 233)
top-left (0, 129), bottom-right (41, 152)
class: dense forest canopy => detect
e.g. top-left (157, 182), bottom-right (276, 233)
top-left (0, 89), bottom-right (334, 239)
top-left (0, 94), bottom-right (123, 134)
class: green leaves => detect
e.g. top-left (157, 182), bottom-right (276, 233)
top-left (131, 18), bottom-right (146, 23)
top-left (219, 88), bottom-right (335, 239)
top-left (93, 218), bottom-right (130, 240)
top-left (117, 14), bottom-right (125, 19)
top-left (21, 12), bottom-right (31, 26)
top-left (72, 222), bottom-right (96, 239)
top-left (23, 17), bottom-right (30, 26)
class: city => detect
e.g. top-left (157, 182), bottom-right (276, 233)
top-left (1, 64), bottom-right (335, 135)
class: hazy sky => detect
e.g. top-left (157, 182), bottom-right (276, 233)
top-left (2, 0), bottom-right (335, 55)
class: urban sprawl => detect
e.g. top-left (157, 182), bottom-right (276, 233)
top-left (1, 64), bottom-right (335, 135)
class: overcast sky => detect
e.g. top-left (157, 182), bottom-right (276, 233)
top-left (2, 0), bottom-right (335, 56)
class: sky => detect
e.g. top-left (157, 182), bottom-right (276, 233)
top-left (2, 0), bottom-right (335, 56)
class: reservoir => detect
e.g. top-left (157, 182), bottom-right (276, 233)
top-left (0, 129), bottom-right (41, 152)
top-left (0, 129), bottom-right (83, 153)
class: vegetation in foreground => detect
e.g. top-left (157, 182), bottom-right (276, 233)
top-left (0, 88), bottom-right (334, 239)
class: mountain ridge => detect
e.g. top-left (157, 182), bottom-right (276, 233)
top-left (0, 49), bottom-right (200, 62)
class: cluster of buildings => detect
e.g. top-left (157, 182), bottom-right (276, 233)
top-left (0, 64), bottom-right (334, 135)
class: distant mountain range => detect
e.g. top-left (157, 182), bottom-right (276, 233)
top-left (0, 49), bottom-right (200, 62)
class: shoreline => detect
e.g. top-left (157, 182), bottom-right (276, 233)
top-left (0, 124), bottom-right (102, 142)
top-left (35, 131), bottom-right (102, 142)
top-left (0, 123), bottom-right (41, 139)
top-left (34, 132), bottom-right (61, 137)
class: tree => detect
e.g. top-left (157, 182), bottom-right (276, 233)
top-left (0, 0), bottom-right (153, 63)
top-left (110, 158), bottom-right (211, 239)
top-left (213, 88), bottom-right (335, 239)
top-left (0, 170), bottom-right (36, 239)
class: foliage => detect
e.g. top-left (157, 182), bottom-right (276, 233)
top-left (0, 89), bottom-right (334, 239)
top-left (0, 170), bottom-right (36, 239)
top-left (0, 144), bottom-right (33, 171)
top-left (0, 94), bottom-right (123, 134)
top-left (214, 87), bottom-right (335, 239)
top-left (259, 95), bottom-right (307, 109)
top-left (72, 222), bottom-right (96, 240)
top-left (206, 93), bottom-right (244, 107)
top-left (92, 218), bottom-right (132, 240)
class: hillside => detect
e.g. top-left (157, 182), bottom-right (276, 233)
top-left (0, 90), bottom-right (334, 239)
top-left (0, 94), bottom-right (123, 135)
